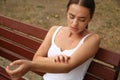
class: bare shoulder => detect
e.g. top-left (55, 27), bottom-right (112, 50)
top-left (49, 26), bottom-right (59, 32)
top-left (46, 26), bottom-right (60, 37)
top-left (92, 33), bottom-right (101, 42)
top-left (90, 33), bottom-right (100, 40)
top-left (86, 33), bottom-right (101, 45)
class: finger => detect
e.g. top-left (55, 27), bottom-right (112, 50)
top-left (6, 65), bottom-right (23, 79)
top-left (58, 55), bottom-right (65, 63)
top-left (5, 66), bottom-right (17, 78)
top-left (54, 55), bottom-right (70, 63)
top-left (54, 56), bottom-right (60, 63)
top-left (6, 62), bottom-right (20, 74)
top-left (59, 55), bottom-right (70, 63)
top-left (5, 61), bottom-right (27, 80)
top-left (9, 60), bottom-right (23, 66)
top-left (5, 65), bottom-right (12, 73)
top-left (64, 55), bottom-right (70, 63)
top-left (6, 61), bottom-right (22, 74)
top-left (54, 57), bottom-right (57, 62)
top-left (6, 65), bottom-right (18, 75)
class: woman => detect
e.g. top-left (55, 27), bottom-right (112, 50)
top-left (6, 0), bottom-right (101, 80)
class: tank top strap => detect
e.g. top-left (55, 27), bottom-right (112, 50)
top-left (75, 34), bottom-right (92, 50)
top-left (52, 26), bottom-right (62, 44)
top-left (81, 34), bottom-right (91, 43)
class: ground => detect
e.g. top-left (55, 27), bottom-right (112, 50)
top-left (0, 0), bottom-right (120, 80)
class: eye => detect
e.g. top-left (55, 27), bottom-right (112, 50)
top-left (79, 19), bottom-right (86, 22)
top-left (69, 14), bottom-right (75, 19)
top-left (79, 18), bottom-right (86, 22)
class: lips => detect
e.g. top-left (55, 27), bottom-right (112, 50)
top-left (70, 26), bottom-right (78, 31)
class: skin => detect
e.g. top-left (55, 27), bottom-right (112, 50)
top-left (5, 4), bottom-right (100, 80)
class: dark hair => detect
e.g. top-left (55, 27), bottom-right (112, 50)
top-left (67, 0), bottom-right (95, 19)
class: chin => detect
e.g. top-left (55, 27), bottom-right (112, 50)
top-left (70, 27), bottom-right (78, 31)
top-left (70, 30), bottom-right (79, 34)
top-left (70, 28), bottom-right (81, 33)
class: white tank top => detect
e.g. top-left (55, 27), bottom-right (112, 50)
top-left (43, 26), bottom-right (93, 80)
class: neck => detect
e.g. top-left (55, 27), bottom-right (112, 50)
top-left (68, 29), bottom-right (88, 38)
top-left (68, 32), bottom-right (72, 37)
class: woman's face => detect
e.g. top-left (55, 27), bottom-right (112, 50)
top-left (67, 4), bottom-right (91, 34)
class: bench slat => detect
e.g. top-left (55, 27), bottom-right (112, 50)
top-left (0, 66), bottom-right (11, 80)
top-left (87, 61), bottom-right (115, 80)
top-left (95, 48), bottom-right (120, 66)
top-left (0, 75), bottom-right (10, 80)
top-left (84, 74), bottom-right (100, 80)
top-left (0, 66), bottom-right (10, 80)
top-left (0, 39), bottom-right (34, 60)
top-left (0, 15), bottom-right (47, 39)
top-left (0, 27), bottom-right (41, 50)
top-left (0, 48), bottom-right (26, 61)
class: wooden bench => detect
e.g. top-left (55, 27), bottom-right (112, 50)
top-left (0, 15), bottom-right (120, 80)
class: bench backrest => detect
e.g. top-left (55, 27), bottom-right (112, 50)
top-left (0, 15), bottom-right (120, 80)
top-left (0, 15), bottom-right (47, 60)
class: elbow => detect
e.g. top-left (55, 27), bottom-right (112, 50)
top-left (32, 55), bottom-right (38, 61)
top-left (32, 55), bottom-right (42, 61)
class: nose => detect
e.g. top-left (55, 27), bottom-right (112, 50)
top-left (72, 18), bottom-right (78, 26)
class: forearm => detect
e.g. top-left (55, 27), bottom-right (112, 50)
top-left (31, 57), bottom-right (71, 73)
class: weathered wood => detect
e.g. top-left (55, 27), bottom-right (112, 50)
top-left (0, 15), bottom-right (47, 39)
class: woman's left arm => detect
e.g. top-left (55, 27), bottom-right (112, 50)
top-left (30, 34), bottom-right (101, 73)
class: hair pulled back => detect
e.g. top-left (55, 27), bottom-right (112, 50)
top-left (67, 0), bottom-right (95, 18)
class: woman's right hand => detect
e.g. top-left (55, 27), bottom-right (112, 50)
top-left (54, 55), bottom-right (70, 63)
top-left (5, 60), bottom-right (32, 80)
